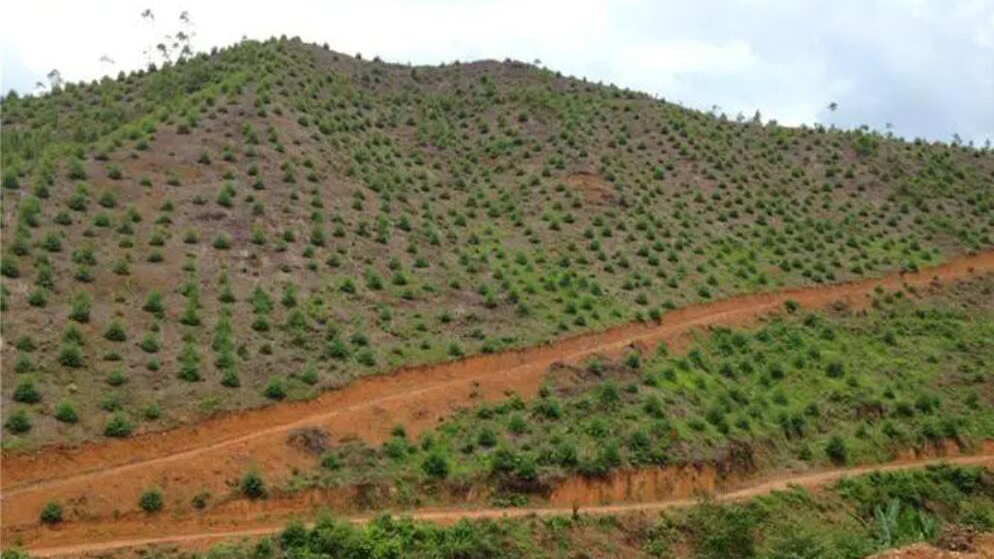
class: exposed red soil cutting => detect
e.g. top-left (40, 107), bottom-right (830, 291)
top-left (3, 250), bottom-right (994, 551)
top-left (21, 448), bottom-right (994, 558)
top-left (565, 171), bottom-right (615, 204)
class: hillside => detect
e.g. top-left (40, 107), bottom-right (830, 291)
top-left (2, 36), bottom-right (993, 447)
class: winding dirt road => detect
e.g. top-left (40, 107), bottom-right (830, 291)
top-left (4, 250), bottom-right (994, 554)
top-left (26, 450), bottom-right (994, 557)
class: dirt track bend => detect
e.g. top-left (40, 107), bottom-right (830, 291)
top-left (26, 451), bottom-right (994, 558)
top-left (3, 250), bottom-right (994, 551)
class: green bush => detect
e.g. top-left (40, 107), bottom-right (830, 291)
top-left (104, 320), bottom-right (127, 341)
top-left (421, 451), bottom-right (450, 479)
top-left (143, 291), bottom-right (164, 317)
top-left (5, 409), bottom-right (31, 433)
top-left (264, 377), bottom-right (287, 400)
top-left (685, 502), bottom-right (758, 559)
top-left (68, 292), bottom-right (91, 323)
top-left (67, 159), bottom-right (87, 180)
top-left (241, 470), bottom-right (266, 499)
top-left (104, 413), bottom-right (133, 438)
top-left (320, 451), bottom-right (341, 471)
top-left (825, 361), bottom-right (845, 378)
top-left (825, 435), bottom-right (847, 464)
top-left (138, 488), bottom-right (163, 513)
top-left (212, 233), bottom-right (232, 249)
top-left (12, 379), bottom-right (40, 403)
top-left (2, 170), bottom-right (19, 190)
top-left (39, 501), bottom-right (63, 524)
top-left (477, 427), bottom-right (498, 448)
top-left (55, 401), bottom-right (79, 424)
top-left (192, 491), bottom-right (210, 510)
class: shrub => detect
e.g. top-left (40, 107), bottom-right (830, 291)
top-left (13, 354), bottom-right (33, 373)
top-left (104, 413), bottom-right (133, 438)
top-left (177, 344), bottom-right (201, 382)
top-left (105, 367), bottom-right (126, 386)
top-left (39, 501), bottom-right (63, 524)
top-left (221, 369), bottom-right (240, 388)
top-left (490, 446), bottom-right (518, 475)
top-left (356, 349), bottom-right (376, 367)
top-left (297, 363), bottom-right (319, 385)
top-left (825, 361), bottom-right (845, 378)
top-left (598, 381), bottom-right (621, 407)
top-left (139, 333), bottom-right (160, 353)
top-left (12, 379), bottom-right (40, 403)
top-left (2, 170), bottom-right (19, 190)
top-left (104, 320), bottom-right (127, 341)
top-left (67, 159), bottom-right (87, 180)
top-left (825, 435), bottom-right (847, 464)
top-left (27, 289), bottom-right (47, 308)
top-left (143, 291), bottom-right (164, 317)
top-left (212, 233), bottom-right (232, 250)
top-left (320, 451), bottom-right (341, 470)
top-left (477, 428), bottom-right (498, 448)
top-left (5, 409), bottom-right (31, 433)
top-left (326, 338), bottom-right (349, 360)
top-left (69, 292), bottom-right (91, 322)
top-left (14, 336), bottom-right (37, 351)
top-left (685, 502), bottom-right (757, 559)
top-left (138, 489), bottom-right (163, 513)
top-left (625, 351), bottom-right (641, 369)
top-left (264, 377), bottom-right (287, 400)
top-left (0, 259), bottom-right (19, 278)
top-left (58, 344), bottom-right (84, 368)
top-left (192, 491), bottom-right (210, 510)
top-left (421, 451), bottom-right (450, 479)
top-left (55, 401), bottom-right (79, 424)
top-left (143, 402), bottom-right (162, 421)
top-left (240, 470), bottom-right (266, 499)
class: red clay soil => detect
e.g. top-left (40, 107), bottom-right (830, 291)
top-left (3, 250), bottom-right (994, 552)
top-left (22, 449), bottom-right (994, 558)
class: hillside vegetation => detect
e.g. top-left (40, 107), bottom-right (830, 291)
top-left (279, 275), bottom-right (994, 505)
top-left (2, 37), bottom-right (993, 445)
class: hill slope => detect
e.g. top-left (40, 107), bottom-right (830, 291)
top-left (2, 37), bottom-right (993, 445)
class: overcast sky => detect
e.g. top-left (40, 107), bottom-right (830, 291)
top-left (2, 0), bottom-right (993, 144)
